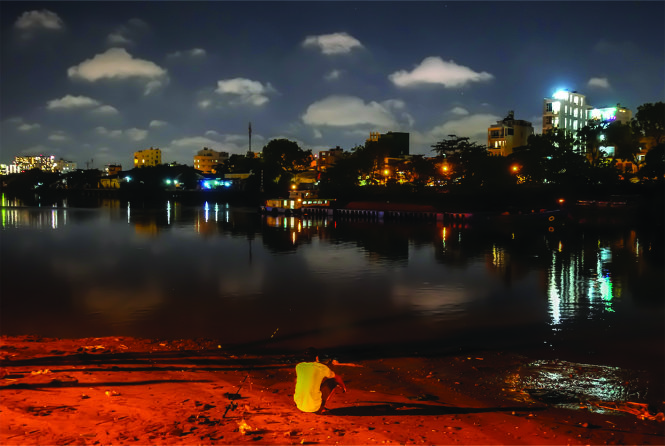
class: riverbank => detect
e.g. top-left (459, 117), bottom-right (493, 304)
top-left (1, 335), bottom-right (663, 445)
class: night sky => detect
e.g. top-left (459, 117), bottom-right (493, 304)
top-left (1, 1), bottom-right (663, 168)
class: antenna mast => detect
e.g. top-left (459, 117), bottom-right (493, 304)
top-left (248, 122), bottom-right (252, 154)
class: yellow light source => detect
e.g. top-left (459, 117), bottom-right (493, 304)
top-left (291, 184), bottom-right (297, 189)
top-left (383, 169), bottom-right (390, 176)
top-left (511, 164), bottom-right (520, 173)
top-left (442, 165), bottom-right (449, 172)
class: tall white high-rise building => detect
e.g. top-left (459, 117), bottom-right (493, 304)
top-left (543, 89), bottom-right (590, 135)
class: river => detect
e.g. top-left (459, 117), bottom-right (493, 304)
top-left (1, 195), bottom-right (663, 374)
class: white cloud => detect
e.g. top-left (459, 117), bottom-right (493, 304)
top-left (204, 130), bottom-right (221, 138)
top-left (67, 48), bottom-right (168, 95)
top-left (48, 132), bottom-right (68, 142)
top-left (215, 78), bottom-right (275, 106)
top-left (149, 120), bottom-right (168, 128)
top-left (587, 77), bottom-right (611, 89)
top-left (389, 56), bottom-right (494, 88)
top-left (14, 9), bottom-right (64, 31)
top-left (324, 69), bottom-right (343, 81)
top-left (302, 32), bottom-right (364, 55)
top-left (170, 136), bottom-right (220, 149)
top-left (95, 126), bottom-right (122, 138)
top-left (47, 95), bottom-right (101, 110)
top-left (126, 128), bottom-right (147, 141)
top-left (167, 48), bottom-right (207, 58)
top-left (302, 95), bottom-right (398, 128)
top-left (450, 106), bottom-right (470, 116)
top-left (92, 105), bottom-right (119, 115)
top-left (198, 99), bottom-right (212, 109)
top-left (313, 129), bottom-right (323, 139)
top-left (428, 113), bottom-right (500, 142)
top-left (18, 123), bottom-right (40, 131)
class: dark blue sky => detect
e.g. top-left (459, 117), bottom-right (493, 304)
top-left (2, 1), bottom-right (663, 168)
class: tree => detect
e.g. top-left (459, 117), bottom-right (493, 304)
top-left (431, 135), bottom-right (489, 187)
top-left (262, 139), bottom-right (312, 174)
top-left (639, 143), bottom-right (664, 180)
top-left (633, 102), bottom-right (665, 146)
top-left (603, 121), bottom-right (641, 163)
top-left (577, 122), bottom-right (607, 166)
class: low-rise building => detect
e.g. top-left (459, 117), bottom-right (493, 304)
top-left (134, 147), bottom-right (162, 168)
top-left (194, 147), bottom-right (229, 174)
top-left (589, 103), bottom-right (632, 125)
top-left (317, 147), bottom-right (344, 171)
top-left (54, 159), bottom-right (77, 173)
top-left (487, 111), bottom-right (534, 156)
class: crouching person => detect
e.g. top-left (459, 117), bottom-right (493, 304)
top-left (294, 355), bottom-right (346, 414)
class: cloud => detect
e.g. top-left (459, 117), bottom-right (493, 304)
top-left (313, 129), bottom-right (323, 139)
top-left (170, 136), bottom-right (220, 149)
top-left (48, 131), bottom-right (68, 142)
top-left (18, 123), bottom-right (41, 131)
top-left (198, 99), bottom-right (212, 109)
top-left (587, 77), bottom-right (611, 89)
top-left (302, 32), bottom-right (363, 55)
top-left (149, 120), bottom-right (168, 128)
top-left (14, 9), bottom-right (64, 31)
top-left (450, 106), bottom-right (470, 116)
top-left (47, 95), bottom-right (101, 110)
top-left (68, 48), bottom-right (168, 95)
top-left (105, 18), bottom-right (149, 47)
top-left (302, 95), bottom-right (398, 128)
top-left (389, 56), bottom-right (494, 88)
top-left (167, 48), bottom-right (207, 58)
top-left (427, 113), bottom-right (500, 142)
top-left (215, 78), bottom-right (275, 106)
top-left (126, 128), bottom-right (147, 141)
top-left (92, 105), bottom-right (119, 115)
top-left (106, 32), bottom-right (132, 46)
top-left (324, 69), bottom-right (343, 81)
top-left (95, 126), bottom-right (123, 138)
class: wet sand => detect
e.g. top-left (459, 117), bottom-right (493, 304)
top-left (1, 335), bottom-right (663, 445)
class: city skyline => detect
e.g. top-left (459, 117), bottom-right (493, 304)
top-left (1, 1), bottom-right (663, 168)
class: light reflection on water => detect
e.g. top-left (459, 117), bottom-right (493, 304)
top-left (1, 197), bottom-right (663, 363)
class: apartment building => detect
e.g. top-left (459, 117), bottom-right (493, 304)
top-left (543, 90), bottom-right (590, 135)
top-left (317, 146), bottom-right (344, 171)
top-left (487, 111), bottom-right (534, 156)
top-left (193, 147), bottom-right (229, 174)
top-left (134, 147), bottom-right (162, 168)
top-left (589, 103), bottom-right (632, 125)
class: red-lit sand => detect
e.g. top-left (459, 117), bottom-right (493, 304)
top-left (1, 335), bottom-right (663, 445)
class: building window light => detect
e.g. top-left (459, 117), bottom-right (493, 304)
top-left (552, 101), bottom-right (561, 113)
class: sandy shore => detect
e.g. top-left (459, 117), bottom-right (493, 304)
top-left (1, 335), bottom-right (663, 445)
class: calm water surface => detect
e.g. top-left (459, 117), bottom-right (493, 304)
top-left (1, 196), bottom-right (663, 371)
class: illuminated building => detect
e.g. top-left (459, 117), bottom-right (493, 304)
top-left (133, 147), bottom-right (162, 168)
top-left (12, 155), bottom-right (56, 172)
top-left (487, 111), bottom-right (534, 156)
top-left (105, 164), bottom-right (122, 176)
top-left (193, 147), bottom-right (229, 174)
top-left (317, 147), bottom-right (344, 171)
top-left (54, 158), bottom-right (77, 173)
top-left (542, 89), bottom-right (589, 136)
top-left (589, 103), bottom-right (632, 125)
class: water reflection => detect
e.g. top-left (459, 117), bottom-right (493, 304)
top-left (1, 197), bottom-right (662, 358)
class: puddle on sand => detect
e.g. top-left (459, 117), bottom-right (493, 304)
top-left (502, 360), bottom-right (656, 415)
